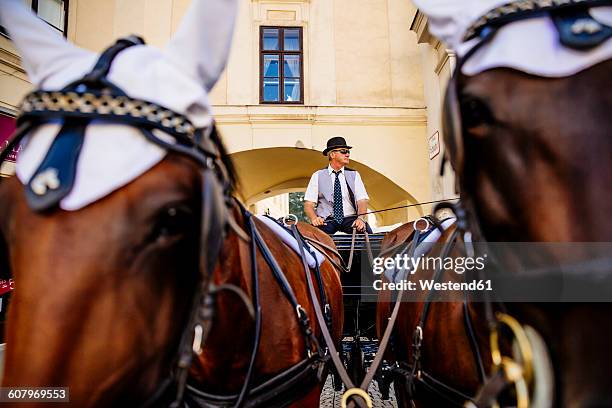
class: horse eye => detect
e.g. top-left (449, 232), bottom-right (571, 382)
top-left (152, 206), bottom-right (195, 242)
top-left (461, 96), bottom-right (494, 131)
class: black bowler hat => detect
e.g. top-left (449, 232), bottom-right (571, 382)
top-left (322, 136), bottom-right (352, 156)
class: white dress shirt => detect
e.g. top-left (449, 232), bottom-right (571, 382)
top-left (304, 165), bottom-right (369, 217)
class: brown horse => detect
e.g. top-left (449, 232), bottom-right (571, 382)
top-left (189, 211), bottom-right (344, 405)
top-left (376, 219), bottom-right (493, 407)
top-left (453, 61), bottom-right (612, 407)
top-left (378, 49), bottom-right (612, 408)
top-left (0, 0), bottom-right (344, 404)
top-left (0, 150), bottom-right (343, 407)
top-left (402, 2), bottom-right (612, 406)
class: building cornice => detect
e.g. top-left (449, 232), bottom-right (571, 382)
top-left (410, 10), bottom-right (431, 44)
top-left (0, 47), bottom-right (25, 74)
top-left (213, 105), bottom-right (427, 126)
top-left (409, 10), bottom-right (455, 74)
top-left (435, 46), bottom-right (456, 75)
top-left (251, 0), bottom-right (310, 3)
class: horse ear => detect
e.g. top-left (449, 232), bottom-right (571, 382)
top-left (442, 75), bottom-right (464, 181)
top-left (0, 0), bottom-right (92, 87)
top-left (164, 0), bottom-right (238, 92)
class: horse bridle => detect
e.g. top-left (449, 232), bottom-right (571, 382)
top-left (439, 0), bottom-right (612, 406)
top-left (443, 0), bottom-right (612, 184)
top-left (0, 37), bottom-right (234, 408)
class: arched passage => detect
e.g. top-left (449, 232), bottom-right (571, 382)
top-left (230, 147), bottom-right (427, 225)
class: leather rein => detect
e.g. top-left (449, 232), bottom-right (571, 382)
top-left (291, 221), bottom-right (429, 408)
top-left (181, 204), bottom-right (332, 408)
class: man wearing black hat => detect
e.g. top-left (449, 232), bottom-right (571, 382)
top-left (304, 136), bottom-right (372, 234)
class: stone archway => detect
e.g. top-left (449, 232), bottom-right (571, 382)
top-left (230, 147), bottom-right (427, 226)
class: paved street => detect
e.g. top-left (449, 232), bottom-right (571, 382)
top-left (319, 374), bottom-right (397, 408)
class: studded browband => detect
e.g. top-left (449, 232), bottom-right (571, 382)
top-left (19, 90), bottom-right (196, 141)
top-left (464, 0), bottom-right (612, 41)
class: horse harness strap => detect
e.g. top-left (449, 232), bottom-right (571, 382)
top-left (377, 215), bottom-right (442, 260)
top-left (182, 208), bottom-right (329, 408)
top-left (302, 236), bottom-right (349, 273)
top-left (290, 225), bottom-right (371, 408)
top-left (374, 214), bottom-right (489, 407)
top-left (262, 214), bottom-right (333, 329)
top-left (357, 226), bottom-right (426, 397)
top-left (465, 370), bottom-right (511, 408)
top-left (346, 227), bottom-right (374, 271)
top-left (414, 201), bottom-right (535, 408)
top-left (183, 355), bottom-right (329, 408)
top-left (463, 0), bottom-right (612, 45)
top-left (390, 365), bottom-right (475, 407)
top-left (289, 218), bottom-right (463, 408)
top-left (246, 212), bottom-right (327, 356)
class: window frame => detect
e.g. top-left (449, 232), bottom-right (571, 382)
top-left (1, 0), bottom-right (69, 38)
top-left (259, 26), bottom-right (304, 105)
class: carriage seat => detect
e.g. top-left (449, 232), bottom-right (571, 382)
top-left (384, 217), bottom-right (456, 283)
top-left (256, 215), bottom-right (324, 268)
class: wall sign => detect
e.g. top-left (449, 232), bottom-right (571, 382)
top-left (428, 130), bottom-right (440, 160)
top-left (0, 113), bottom-right (19, 162)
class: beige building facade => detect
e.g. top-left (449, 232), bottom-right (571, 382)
top-left (0, 0), bottom-right (456, 226)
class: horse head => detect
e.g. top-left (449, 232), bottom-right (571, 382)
top-left (0, 154), bottom-right (213, 405)
top-left (449, 62), bottom-right (612, 242)
top-left (0, 0), bottom-right (239, 406)
top-left (424, 0), bottom-right (612, 405)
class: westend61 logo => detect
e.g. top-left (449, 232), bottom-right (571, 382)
top-left (372, 254), bottom-right (487, 275)
top-left (369, 253), bottom-right (492, 294)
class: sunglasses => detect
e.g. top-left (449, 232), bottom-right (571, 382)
top-left (332, 149), bottom-right (351, 155)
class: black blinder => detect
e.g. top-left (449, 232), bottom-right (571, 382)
top-left (440, 24), bottom-right (498, 192)
top-left (551, 7), bottom-right (612, 51)
top-left (442, 74), bottom-right (464, 193)
top-left (199, 167), bottom-right (228, 278)
top-left (442, 75), bottom-right (463, 169)
top-left (25, 119), bottom-right (88, 212)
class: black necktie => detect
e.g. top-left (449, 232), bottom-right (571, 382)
top-left (333, 170), bottom-right (344, 224)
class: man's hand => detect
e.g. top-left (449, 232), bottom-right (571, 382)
top-left (352, 217), bottom-right (366, 232)
top-left (311, 216), bottom-right (326, 227)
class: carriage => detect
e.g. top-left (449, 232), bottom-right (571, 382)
top-left (1, 0), bottom-right (611, 406)
top-left (330, 231), bottom-right (394, 399)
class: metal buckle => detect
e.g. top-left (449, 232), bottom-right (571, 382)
top-left (489, 313), bottom-right (534, 408)
top-left (413, 325), bottom-right (423, 347)
top-left (284, 213), bottom-right (299, 226)
top-left (192, 324), bottom-right (204, 355)
top-left (490, 313), bottom-right (533, 383)
top-left (463, 230), bottom-right (475, 258)
top-left (295, 304), bottom-right (306, 320)
top-left (341, 388), bottom-right (373, 408)
top-left (412, 217), bottom-right (431, 232)
top-left (412, 326), bottom-right (423, 379)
